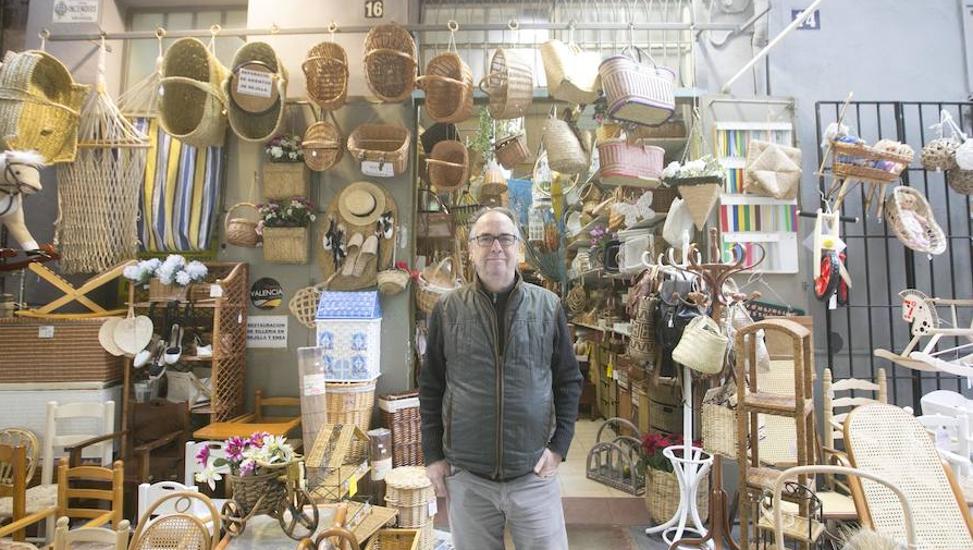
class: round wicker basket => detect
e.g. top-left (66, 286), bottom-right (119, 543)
top-left (885, 186), bottom-right (946, 255)
top-left (224, 202), bottom-right (261, 247)
top-left (947, 168), bottom-right (973, 195)
top-left (479, 49), bottom-right (533, 120)
top-left (426, 140), bottom-right (469, 192)
top-left (364, 24), bottom-right (418, 103)
top-left (303, 120), bottom-right (343, 172)
top-left (228, 466), bottom-right (288, 516)
top-left (303, 41), bottom-right (348, 111)
top-left (417, 52), bottom-right (473, 124)
top-left (921, 137), bottom-right (959, 172)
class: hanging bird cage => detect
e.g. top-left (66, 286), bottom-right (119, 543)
top-left (57, 40), bottom-right (149, 274)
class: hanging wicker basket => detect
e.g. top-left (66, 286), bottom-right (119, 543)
top-left (494, 132), bottom-right (530, 170)
top-left (303, 119), bottom-right (344, 172)
top-left (0, 50), bottom-right (89, 164)
top-left (542, 118), bottom-right (589, 175)
top-left (303, 41), bottom-right (349, 111)
top-left (223, 41), bottom-right (287, 143)
top-left (426, 140), bottom-right (469, 192)
top-left (262, 226), bottom-right (310, 264)
top-left (224, 202), bottom-right (261, 247)
top-left (417, 52), bottom-right (473, 124)
top-left (947, 168), bottom-right (973, 195)
top-left (599, 47), bottom-right (676, 127)
top-left (364, 24), bottom-right (418, 103)
top-left (921, 137), bottom-right (959, 172)
top-left (159, 38), bottom-right (229, 148)
top-left (831, 140), bottom-right (912, 184)
top-left (479, 49), bottom-right (533, 120)
top-left (597, 139), bottom-right (664, 187)
top-left (539, 40), bottom-right (601, 105)
top-left (884, 186), bottom-right (946, 255)
top-left (347, 123), bottom-right (411, 176)
top-left (416, 258), bottom-right (462, 314)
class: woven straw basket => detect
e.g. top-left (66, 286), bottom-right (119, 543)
top-left (597, 140), bottom-right (664, 187)
top-left (831, 140), bottom-right (912, 183)
top-left (0, 50), bottom-right (89, 164)
top-left (327, 380), bottom-right (377, 433)
top-left (495, 132), bottom-right (529, 170)
top-left (671, 315), bottom-right (728, 376)
top-left (385, 466), bottom-right (435, 550)
top-left (701, 384), bottom-right (738, 458)
top-left (262, 226), bottom-right (310, 264)
top-left (479, 49), bottom-right (533, 120)
top-left (645, 468), bottom-right (709, 524)
top-left (599, 48), bottom-right (676, 127)
top-left (228, 466), bottom-right (288, 516)
top-left (262, 162), bottom-right (310, 200)
top-left (885, 186), bottom-right (946, 255)
top-left (539, 40), bottom-right (601, 105)
top-left (160, 38), bottom-right (229, 148)
top-left (364, 528), bottom-right (420, 550)
top-left (347, 123), bottom-right (411, 176)
top-left (224, 41), bottom-right (287, 143)
top-left (303, 41), bottom-right (349, 111)
top-left (426, 140), bottom-right (469, 192)
top-left (542, 118), bottom-right (590, 175)
top-left (921, 137), bottom-right (959, 171)
top-left (948, 168), bottom-right (973, 195)
top-left (224, 202), bottom-right (261, 247)
top-left (377, 269), bottom-right (410, 296)
top-left (303, 120), bottom-right (343, 172)
top-left (417, 52), bottom-right (473, 124)
top-left (364, 24), bottom-right (418, 103)
top-left (416, 258), bottom-right (461, 314)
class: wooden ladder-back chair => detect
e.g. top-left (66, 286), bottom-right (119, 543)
top-left (822, 368), bottom-right (887, 452)
top-left (52, 516), bottom-right (129, 550)
top-left (56, 461), bottom-right (124, 529)
top-left (845, 402), bottom-right (973, 549)
top-left (0, 444), bottom-right (57, 542)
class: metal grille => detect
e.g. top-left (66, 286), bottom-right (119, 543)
top-left (814, 100), bottom-right (973, 411)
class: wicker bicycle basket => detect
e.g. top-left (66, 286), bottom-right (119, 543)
top-left (303, 41), bottom-right (349, 111)
top-left (479, 49), bottom-right (533, 120)
top-left (228, 465), bottom-right (288, 516)
top-left (417, 52), bottom-right (473, 124)
top-left (426, 140), bottom-right (469, 192)
top-left (884, 186), bottom-right (946, 255)
top-left (364, 24), bottom-right (418, 103)
top-left (347, 123), bottom-right (411, 176)
top-left (159, 38), bottom-right (229, 148)
top-left (303, 120), bottom-right (343, 172)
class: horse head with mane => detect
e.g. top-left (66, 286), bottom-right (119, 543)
top-left (0, 150), bottom-right (47, 255)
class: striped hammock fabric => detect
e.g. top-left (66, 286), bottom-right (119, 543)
top-left (133, 117), bottom-right (224, 252)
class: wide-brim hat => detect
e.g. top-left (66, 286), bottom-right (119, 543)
top-left (321, 183), bottom-right (398, 291)
top-left (223, 42), bottom-right (287, 143)
top-left (338, 181), bottom-right (387, 226)
top-left (113, 314), bottom-right (154, 357)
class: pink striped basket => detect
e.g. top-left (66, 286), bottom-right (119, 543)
top-left (599, 48), bottom-right (676, 127)
top-left (597, 139), bottom-right (664, 187)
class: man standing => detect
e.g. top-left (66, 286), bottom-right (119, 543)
top-left (419, 207), bottom-right (582, 550)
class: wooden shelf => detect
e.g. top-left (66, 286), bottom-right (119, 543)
top-left (742, 392), bottom-right (813, 415)
top-left (181, 355), bottom-right (213, 363)
top-left (757, 510), bottom-right (825, 544)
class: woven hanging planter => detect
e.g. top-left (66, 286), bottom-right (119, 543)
top-left (57, 42), bottom-right (149, 274)
top-left (364, 24), bottom-right (418, 103)
top-left (675, 180), bottom-right (722, 230)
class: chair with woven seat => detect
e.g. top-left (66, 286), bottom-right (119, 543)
top-left (52, 516), bottom-right (129, 550)
top-left (822, 368), bottom-right (887, 452)
top-left (0, 444), bottom-right (57, 542)
top-left (129, 491), bottom-right (221, 550)
top-left (845, 402), bottom-right (973, 549)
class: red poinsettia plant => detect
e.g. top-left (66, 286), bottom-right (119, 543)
top-left (639, 433), bottom-right (702, 473)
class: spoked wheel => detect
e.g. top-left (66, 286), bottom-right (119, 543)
top-left (221, 499), bottom-right (250, 537)
top-left (814, 251), bottom-right (841, 301)
top-left (277, 488), bottom-right (319, 540)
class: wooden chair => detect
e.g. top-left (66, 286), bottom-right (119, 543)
top-left (0, 444), bottom-right (56, 542)
top-left (192, 390), bottom-right (301, 444)
top-left (129, 491), bottom-right (221, 550)
top-left (52, 516), bottom-right (129, 550)
top-left (56, 460), bottom-right (124, 529)
top-left (42, 401), bottom-right (116, 485)
top-left (845, 402), bottom-right (973, 549)
top-left (137, 481), bottom-right (207, 524)
top-left (0, 430), bottom-right (46, 535)
top-left (822, 367), bottom-right (887, 452)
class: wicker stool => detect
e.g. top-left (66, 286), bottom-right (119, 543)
top-left (385, 467), bottom-right (435, 550)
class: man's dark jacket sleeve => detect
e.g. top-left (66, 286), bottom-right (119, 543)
top-left (548, 305), bottom-right (582, 459)
top-left (419, 300), bottom-right (447, 463)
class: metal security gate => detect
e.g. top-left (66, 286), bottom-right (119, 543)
top-left (814, 100), bottom-right (973, 411)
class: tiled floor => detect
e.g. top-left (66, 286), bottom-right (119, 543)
top-left (560, 418), bottom-right (637, 498)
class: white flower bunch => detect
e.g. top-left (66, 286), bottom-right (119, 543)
top-left (661, 155), bottom-right (725, 181)
top-left (121, 255), bottom-right (208, 287)
top-left (122, 258), bottom-right (162, 285)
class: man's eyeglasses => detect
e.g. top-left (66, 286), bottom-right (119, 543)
top-left (470, 233), bottom-right (519, 248)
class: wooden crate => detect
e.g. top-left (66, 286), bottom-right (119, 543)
top-left (0, 318), bottom-right (122, 383)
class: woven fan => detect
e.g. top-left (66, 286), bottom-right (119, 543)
top-left (289, 282), bottom-right (326, 329)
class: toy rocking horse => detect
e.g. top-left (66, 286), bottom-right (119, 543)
top-left (0, 150), bottom-right (58, 270)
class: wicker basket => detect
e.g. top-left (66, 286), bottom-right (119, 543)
top-left (426, 140), bottom-right (469, 192)
top-left (650, 185), bottom-right (678, 214)
top-left (303, 119), bottom-right (343, 172)
top-left (379, 391), bottom-right (424, 467)
top-left (645, 468), bottom-right (709, 524)
top-left (921, 137), bottom-right (959, 171)
top-left (885, 186), bottom-right (946, 255)
top-left (303, 41), bottom-right (348, 111)
top-left (348, 123), bottom-right (411, 176)
top-left (262, 226), bottom-right (310, 264)
top-left (364, 528), bottom-right (420, 550)
top-left (385, 467), bottom-right (435, 530)
top-left (947, 168), bottom-right (973, 195)
top-left (364, 24), bottom-right (418, 103)
top-left (415, 258), bottom-right (461, 314)
top-left (539, 40), bottom-right (601, 105)
top-left (626, 295), bottom-right (658, 362)
top-left (418, 52), bottom-right (473, 124)
top-left (149, 279), bottom-right (189, 302)
top-left (479, 49), bottom-right (533, 120)
top-left (160, 38), bottom-right (229, 148)
top-left (701, 384), bottom-right (737, 458)
top-left (542, 118), bottom-right (589, 175)
top-left (0, 317), bottom-right (122, 383)
top-left (327, 380), bottom-right (377, 433)
top-left (597, 139), bottom-right (664, 187)
top-left (224, 41), bottom-right (287, 143)
top-left (262, 162), bottom-right (310, 200)
top-left (831, 140), bottom-right (912, 184)
top-left (599, 48), bottom-right (676, 127)
top-left (0, 50), bottom-right (89, 164)
top-left (224, 202), bottom-right (261, 247)
top-left (227, 466), bottom-right (288, 516)
top-left (494, 132), bottom-right (530, 170)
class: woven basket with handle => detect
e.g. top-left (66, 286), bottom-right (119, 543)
top-left (364, 24), bottom-right (417, 103)
top-left (303, 41), bottom-right (348, 111)
top-left (415, 258), bottom-right (462, 314)
top-left (347, 123), bottom-right (411, 176)
top-left (303, 117), bottom-right (343, 172)
top-left (228, 465), bottom-right (288, 516)
top-left (417, 52), bottom-right (473, 124)
top-left (494, 132), bottom-right (529, 170)
top-left (599, 47), bottom-right (676, 127)
top-left (426, 140), bottom-right (468, 192)
top-left (542, 117), bottom-right (589, 175)
top-left (224, 202), bottom-right (261, 247)
top-left (159, 38), bottom-right (229, 148)
top-left (479, 49), bottom-right (533, 120)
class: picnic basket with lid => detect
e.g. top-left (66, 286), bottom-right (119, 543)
top-left (364, 24), bottom-right (418, 103)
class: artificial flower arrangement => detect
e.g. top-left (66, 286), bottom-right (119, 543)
top-left (122, 255), bottom-right (208, 287)
top-left (256, 197), bottom-right (317, 235)
top-left (264, 133), bottom-right (304, 163)
top-left (661, 155), bottom-right (725, 185)
top-left (194, 431), bottom-right (296, 490)
top-left (639, 432), bottom-right (702, 475)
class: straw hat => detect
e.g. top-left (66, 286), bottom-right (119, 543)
top-left (223, 42), bottom-right (287, 143)
top-left (112, 313), bottom-right (154, 357)
top-left (338, 181), bottom-right (387, 226)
